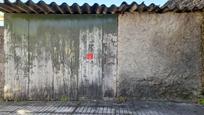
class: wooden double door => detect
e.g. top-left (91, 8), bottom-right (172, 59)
top-left (4, 14), bottom-right (117, 100)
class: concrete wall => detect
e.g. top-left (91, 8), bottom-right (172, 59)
top-left (118, 12), bottom-right (203, 100)
top-left (0, 27), bottom-right (4, 100)
top-left (4, 14), bottom-right (117, 100)
top-left (201, 13), bottom-right (204, 96)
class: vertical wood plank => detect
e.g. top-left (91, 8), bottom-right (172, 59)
top-left (4, 14), bottom-right (29, 100)
top-left (28, 15), bottom-right (79, 100)
top-left (102, 33), bottom-right (117, 98)
top-left (78, 15), bottom-right (118, 99)
top-left (79, 27), bottom-right (103, 99)
top-left (52, 28), bottom-right (79, 100)
top-left (102, 16), bottom-right (118, 98)
top-left (103, 15), bottom-right (118, 99)
top-left (28, 19), bottom-right (54, 100)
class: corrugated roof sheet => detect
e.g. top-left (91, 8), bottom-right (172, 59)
top-left (0, 0), bottom-right (204, 14)
top-left (164, 0), bottom-right (204, 10)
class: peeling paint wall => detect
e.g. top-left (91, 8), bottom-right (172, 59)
top-left (0, 27), bottom-right (4, 100)
top-left (4, 14), bottom-right (117, 100)
top-left (118, 12), bottom-right (203, 100)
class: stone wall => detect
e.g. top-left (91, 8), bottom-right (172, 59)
top-left (118, 12), bottom-right (203, 101)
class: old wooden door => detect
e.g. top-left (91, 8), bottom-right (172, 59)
top-left (4, 14), bottom-right (117, 100)
top-left (78, 15), bottom-right (118, 99)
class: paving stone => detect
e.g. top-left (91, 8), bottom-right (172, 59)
top-left (0, 101), bottom-right (202, 115)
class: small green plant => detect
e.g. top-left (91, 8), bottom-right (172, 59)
top-left (60, 96), bottom-right (69, 102)
top-left (116, 96), bottom-right (127, 104)
top-left (0, 97), bottom-right (3, 102)
top-left (76, 101), bottom-right (81, 105)
top-left (198, 98), bottom-right (204, 105)
top-left (14, 98), bottom-right (20, 102)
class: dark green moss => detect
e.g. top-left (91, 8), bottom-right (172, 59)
top-left (60, 96), bottom-right (69, 102)
top-left (198, 98), bottom-right (204, 105)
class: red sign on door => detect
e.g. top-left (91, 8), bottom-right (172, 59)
top-left (86, 53), bottom-right (94, 60)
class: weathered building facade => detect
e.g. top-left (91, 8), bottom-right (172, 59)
top-left (0, 0), bottom-right (204, 101)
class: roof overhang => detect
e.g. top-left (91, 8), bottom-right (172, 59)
top-left (0, 0), bottom-right (204, 14)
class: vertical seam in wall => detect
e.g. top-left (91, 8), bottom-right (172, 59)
top-left (51, 37), bottom-right (54, 100)
top-left (27, 18), bottom-right (30, 100)
top-left (201, 13), bottom-right (204, 97)
top-left (101, 18), bottom-right (104, 98)
top-left (116, 14), bottom-right (119, 97)
top-left (77, 28), bottom-right (80, 100)
top-left (1, 22), bottom-right (4, 100)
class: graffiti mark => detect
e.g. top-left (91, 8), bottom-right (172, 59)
top-left (86, 53), bottom-right (94, 60)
